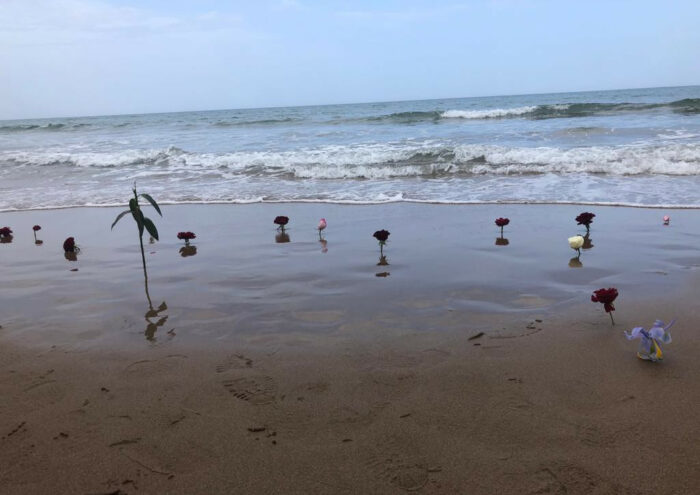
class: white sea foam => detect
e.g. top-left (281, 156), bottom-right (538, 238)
top-left (441, 106), bottom-right (540, 119)
top-left (2, 143), bottom-right (700, 180)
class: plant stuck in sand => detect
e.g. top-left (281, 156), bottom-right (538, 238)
top-left (568, 235), bottom-right (584, 257)
top-left (274, 216), bottom-right (289, 232)
top-left (591, 287), bottom-right (619, 325)
top-left (495, 217), bottom-right (510, 236)
top-left (63, 237), bottom-right (78, 253)
top-left (317, 218), bottom-right (327, 239)
top-left (373, 229), bottom-right (390, 256)
top-left (575, 212), bottom-right (595, 233)
top-left (177, 231), bottom-right (196, 246)
top-left (625, 319), bottom-right (674, 362)
top-left (111, 185), bottom-right (162, 278)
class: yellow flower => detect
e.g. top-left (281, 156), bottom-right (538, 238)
top-left (568, 235), bottom-right (584, 250)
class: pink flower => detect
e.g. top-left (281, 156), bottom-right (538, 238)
top-left (663, 215), bottom-right (670, 225)
top-left (318, 218), bottom-right (327, 231)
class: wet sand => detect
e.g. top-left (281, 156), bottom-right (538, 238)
top-left (2, 204), bottom-right (700, 493)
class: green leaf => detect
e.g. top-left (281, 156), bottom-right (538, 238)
top-left (139, 193), bottom-right (162, 217)
top-left (130, 200), bottom-right (144, 236)
top-left (111, 209), bottom-right (132, 230)
top-left (143, 217), bottom-right (159, 241)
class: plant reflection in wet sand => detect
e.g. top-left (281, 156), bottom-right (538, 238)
top-left (143, 274), bottom-right (169, 341)
top-left (180, 245), bottom-right (197, 257)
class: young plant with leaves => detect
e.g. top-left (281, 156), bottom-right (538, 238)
top-left (111, 185), bottom-right (162, 279)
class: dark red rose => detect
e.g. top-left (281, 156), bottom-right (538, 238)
top-left (373, 229), bottom-right (390, 243)
top-left (0, 227), bottom-right (13, 238)
top-left (177, 231), bottom-right (196, 241)
top-left (576, 212), bottom-right (595, 227)
top-left (63, 237), bottom-right (76, 253)
top-left (495, 218), bottom-right (510, 227)
top-left (591, 288), bottom-right (618, 313)
top-left (274, 216), bottom-right (289, 226)
top-left (33, 225), bottom-right (41, 232)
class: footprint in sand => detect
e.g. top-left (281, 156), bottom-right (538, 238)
top-left (215, 353), bottom-right (253, 373)
top-left (21, 379), bottom-right (66, 407)
top-left (365, 435), bottom-right (434, 492)
top-left (222, 375), bottom-right (277, 405)
top-left (531, 464), bottom-right (634, 495)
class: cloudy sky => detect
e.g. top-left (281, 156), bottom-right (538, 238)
top-left (1, 0), bottom-right (698, 119)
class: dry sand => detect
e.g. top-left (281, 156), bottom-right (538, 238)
top-left (2, 204), bottom-right (700, 494)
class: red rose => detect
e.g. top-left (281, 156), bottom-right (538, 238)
top-left (177, 231), bottom-right (196, 241)
top-left (63, 237), bottom-right (76, 252)
top-left (373, 229), bottom-right (390, 243)
top-left (591, 288), bottom-right (618, 313)
top-left (495, 218), bottom-right (510, 228)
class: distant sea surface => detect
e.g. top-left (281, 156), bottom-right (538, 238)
top-left (1, 86), bottom-right (699, 211)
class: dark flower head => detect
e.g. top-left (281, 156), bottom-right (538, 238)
top-left (63, 237), bottom-right (76, 253)
top-left (33, 225), bottom-right (41, 232)
top-left (274, 216), bottom-right (289, 226)
top-left (177, 231), bottom-right (196, 241)
top-left (591, 288), bottom-right (618, 313)
top-left (495, 217), bottom-right (510, 227)
top-left (576, 212), bottom-right (596, 226)
top-left (373, 229), bottom-right (390, 243)
top-left (0, 226), bottom-right (13, 237)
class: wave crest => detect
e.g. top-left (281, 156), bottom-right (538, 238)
top-left (2, 143), bottom-right (699, 178)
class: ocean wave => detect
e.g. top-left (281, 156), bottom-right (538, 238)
top-left (442, 106), bottom-right (539, 119)
top-left (212, 117), bottom-right (304, 127)
top-left (440, 99), bottom-right (700, 121)
top-left (2, 143), bottom-right (699, 178)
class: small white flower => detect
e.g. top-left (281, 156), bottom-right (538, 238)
top-left (568, 235), bottom-right (584, 250)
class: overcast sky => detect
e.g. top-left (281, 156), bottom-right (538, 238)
top-left (1, 0), bottom-right (698, 120)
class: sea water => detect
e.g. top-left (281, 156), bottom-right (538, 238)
top-left (0, 86), bottom-right (698, 211)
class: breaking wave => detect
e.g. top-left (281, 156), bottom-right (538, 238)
top-left (2, 143), bottom-right (699, 178)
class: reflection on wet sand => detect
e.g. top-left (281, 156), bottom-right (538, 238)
top-left (180, 245), bottom-right (197, 257)
top-left (64, 251), bottom-right (78, 262)
top-left (377, 255), bottom-right (389, 266)
top-left (145, 301), bottom-right (169, 341)
top-left (319, 239), bottom-right (328, 253)
top-left (143, 273), bottom-right (169, 341)
top-left (569, 256), bottom-right (583, 268)
top-left (582, 234), bottom-right (594, 250)
top-left (275, 232), bottom-right (290, 243)
top-left (495, 237), bottom-right (509, 246)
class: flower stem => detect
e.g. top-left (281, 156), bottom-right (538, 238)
top-left (609, 312), bottom-right (615, 326)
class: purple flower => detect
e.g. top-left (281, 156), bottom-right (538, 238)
top-left (625, 319), bottom-right (674, 362)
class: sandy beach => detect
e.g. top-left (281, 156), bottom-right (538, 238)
top-left (2, 203), bottom-right (700, 494)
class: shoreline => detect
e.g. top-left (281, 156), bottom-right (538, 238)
top-left (3, 199), bottom-right (700, 214)
top-left (2, 202), bottom-right (700, 493)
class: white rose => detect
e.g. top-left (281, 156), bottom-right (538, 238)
top-left (568, 235), bottom-right (584, 250)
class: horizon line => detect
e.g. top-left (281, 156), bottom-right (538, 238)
top-left (2, 83), bottom-right (698, 123)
